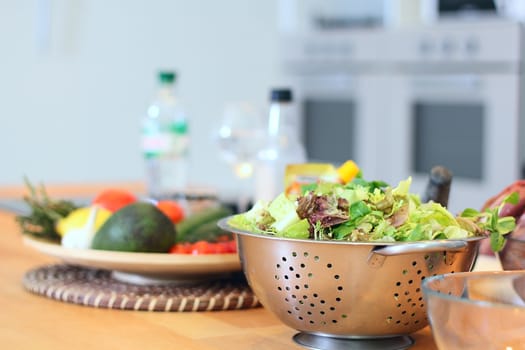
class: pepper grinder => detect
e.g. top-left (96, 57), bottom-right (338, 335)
top-left (422, 166), bottom-right (453, 208)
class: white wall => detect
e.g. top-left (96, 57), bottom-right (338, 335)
top-left (0, 0), bottom-right (284, 196)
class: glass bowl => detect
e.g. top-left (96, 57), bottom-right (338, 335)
top-left (422, 271), bottom-right (525, 350)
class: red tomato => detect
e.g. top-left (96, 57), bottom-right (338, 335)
top-left (92, 189), bottom-right (137, 212)
top-left (156, 200), bottom-right (185, 224)
top-left (191, 241), bottom-right (215, 255)
top-left (169, 239), bottom-right (237, 255)
top-left (169, 242), bottom-right (191, 254)
top-left (213, 242), bottom-right (229, 254)
top-left (224, 240), bottom-right (237, 253)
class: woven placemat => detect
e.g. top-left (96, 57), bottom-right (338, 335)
top-left (23, 264), bottom-right (261, 312)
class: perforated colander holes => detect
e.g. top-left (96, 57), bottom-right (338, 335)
top-left (274, 253), bottom-right (311, 286)
top-left (274, 252), bottom-right (338, 290)
top-left (422, 254), bottom-right (435, 271)
top-left (275, 252), bottom-right (346, 326)
top-left (396, 260), bottom-right (419, 295)
top-left (388, 260), bottom-right (427, 326)
top-left (424, 252), bottom-right (451, 271)
top-left (386, 303), bottom-right (423, 327)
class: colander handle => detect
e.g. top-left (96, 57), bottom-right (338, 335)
top-left (372, 240), bottom-right (467, 256)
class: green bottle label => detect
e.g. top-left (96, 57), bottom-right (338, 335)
top-left (142, 120), bottom-right (189, 159)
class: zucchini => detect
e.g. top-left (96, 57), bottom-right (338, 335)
top-left (182, 220), bottom-right (233, 243)
top-left (175, 205), bottom-right (233, 243)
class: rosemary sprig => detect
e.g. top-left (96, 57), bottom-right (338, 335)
top-left (15, 177), bottom-right (78, 242)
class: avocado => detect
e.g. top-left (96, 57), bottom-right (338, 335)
top-left (91, 202), bottom-right (176, 253)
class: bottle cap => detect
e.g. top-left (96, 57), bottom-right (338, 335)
top-left (270, 88), bottom-right (293, 102)
top-left (158, 71), bottom-right (176, 84)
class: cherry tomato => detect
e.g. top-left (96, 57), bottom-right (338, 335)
top-left (92, 189), bottom-right (137, 212)
top-left (169, 239), bottom-right (237, 255)
top-left (169, 242), bottom-right (191, 254)
top-left (213, 242), bottom-right (229, 254)
top-left (224, 240), bottom-right (237, 253)
top-left (156, 200), bottom-right (185, 224)
top-left (190, 241), bottom-right (213, 255)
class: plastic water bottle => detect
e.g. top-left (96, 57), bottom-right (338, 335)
top-left (254, 88), bottom-right (307, 202)
top-left (141, 70), bottom-right (189, 200)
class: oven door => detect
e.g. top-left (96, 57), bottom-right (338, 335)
top-left (295, 73), bottom-right (390, 180)
top-left (383, 73), bottom-right (523, 213)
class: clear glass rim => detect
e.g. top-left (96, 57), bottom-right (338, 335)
top-left (422, 270), bottom-right (525, 309)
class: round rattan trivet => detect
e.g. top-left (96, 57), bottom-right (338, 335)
top-left (23, 264), bottom-right (261, 312)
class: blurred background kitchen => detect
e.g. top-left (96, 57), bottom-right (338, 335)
top-left (2, 0), bottom-right (525, 214)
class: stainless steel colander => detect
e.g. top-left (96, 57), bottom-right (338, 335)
top-left (219, 218), bottom-right (482, 339)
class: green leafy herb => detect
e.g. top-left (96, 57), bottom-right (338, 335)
top-left (485, 192), bottom-right (518, 252)
top-left (349, 201), bottom-right (371, 219)
top-left (15, 177), bottom-right (78, 242)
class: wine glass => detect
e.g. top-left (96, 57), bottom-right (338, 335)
top-left (214, 102), bottom-right (265, 212)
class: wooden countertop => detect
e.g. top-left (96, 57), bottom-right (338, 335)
top-left (0, 184), bottom-right (501, 350)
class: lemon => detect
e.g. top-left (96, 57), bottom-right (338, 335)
top-left (56, 206), bottom-right (112, 237)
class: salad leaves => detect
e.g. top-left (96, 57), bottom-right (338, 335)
top-left (228, 177), bottom-right (516, 252)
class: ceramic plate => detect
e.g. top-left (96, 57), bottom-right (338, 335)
top-left (23, 235), bottom-right (241, 284)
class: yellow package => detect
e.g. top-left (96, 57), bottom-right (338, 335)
top-left (284, 160), bottom-right (360, 196)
